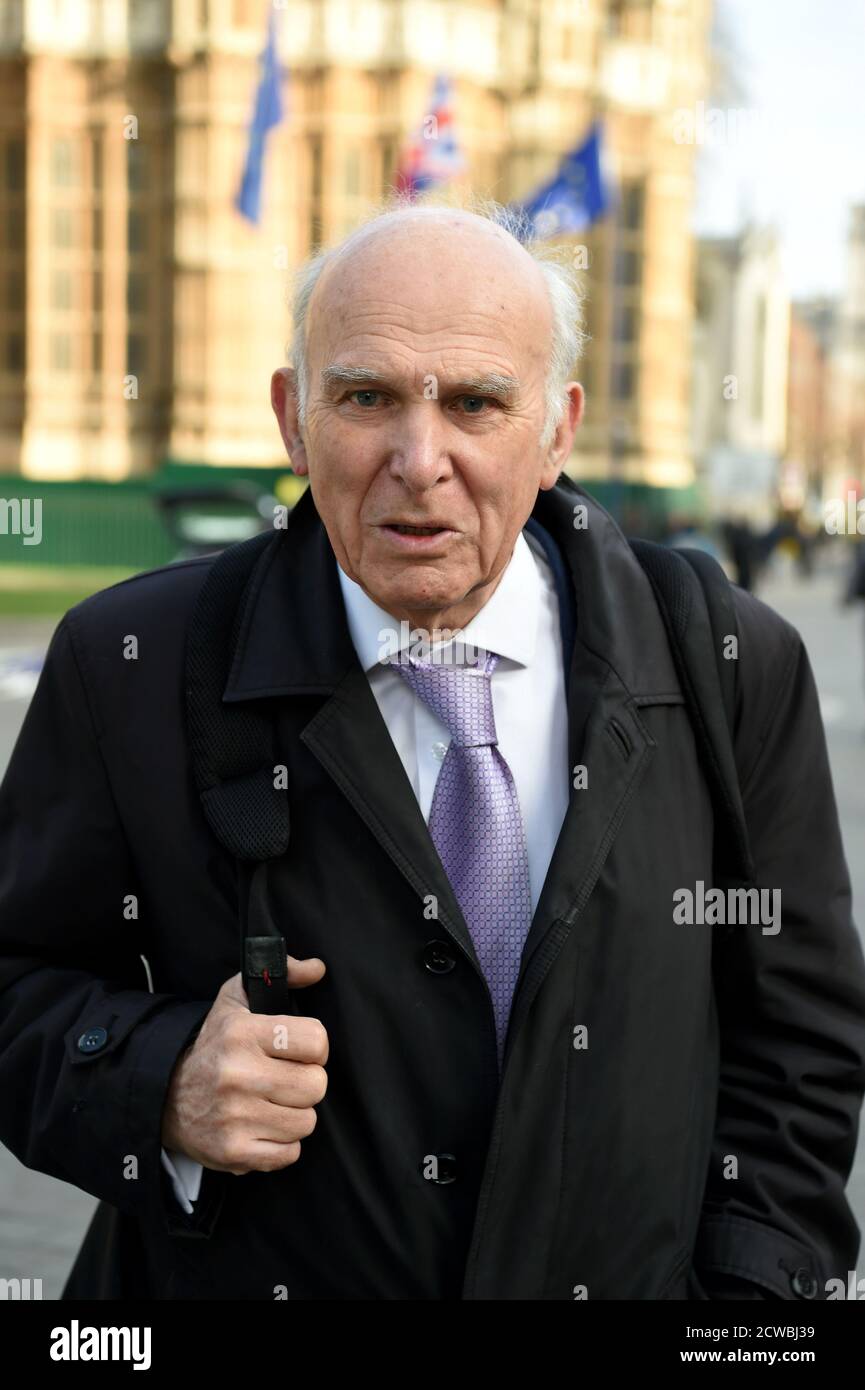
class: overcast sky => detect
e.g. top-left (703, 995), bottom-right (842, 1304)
top-left (694, 0), bottom-right (865, 299)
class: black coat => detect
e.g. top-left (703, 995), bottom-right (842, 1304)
top-left (1, 482), bottom-right (863, 1300)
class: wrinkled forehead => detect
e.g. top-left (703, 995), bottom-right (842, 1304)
top-left (305, 214), bottom-right (552, 368)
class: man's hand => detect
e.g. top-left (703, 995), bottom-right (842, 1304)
top-left (161, 956), bottom-right (328, 1175)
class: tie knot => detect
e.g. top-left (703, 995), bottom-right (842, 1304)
top-left (393, 649), bottom-right (500, 747)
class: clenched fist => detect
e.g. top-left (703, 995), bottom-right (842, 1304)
top-left (161, 955), bottom-right (328, 1175)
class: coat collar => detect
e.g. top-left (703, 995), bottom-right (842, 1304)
top-left (223, 480), bottom-right (682, 705)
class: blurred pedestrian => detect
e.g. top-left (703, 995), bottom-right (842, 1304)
top-left (722, 518), bottom-right (756, 590)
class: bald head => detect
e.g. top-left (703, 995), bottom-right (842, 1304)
top-left (309, 208), bottom-right (552, 355)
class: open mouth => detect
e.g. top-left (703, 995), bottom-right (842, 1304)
top-left (387, 524), bottom-right (446, 536)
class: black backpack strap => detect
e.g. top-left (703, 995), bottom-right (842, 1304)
top-left (185, 531), bottom-right (292, 1013)
top-left (629, 539), bottom-right (755, 889)
top-left (238, 861), bottom-right (293, 1015)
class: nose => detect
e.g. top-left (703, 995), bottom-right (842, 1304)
top-left (387, 402), bottom-right (453, 491)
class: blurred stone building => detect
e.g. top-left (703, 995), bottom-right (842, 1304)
top-left (827, 205), bottom-right (865, 499)
top-left (692, 225), bottom-right (790, 526)
top-left (785, 306), bottom-right (829, 513)
top-left (0, 0), bottom-right (712, 510)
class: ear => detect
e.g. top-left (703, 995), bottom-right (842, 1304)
top-left (270, 367), bottom-right (309, 477)
top-left (539, 382), bottom-right (585, 491)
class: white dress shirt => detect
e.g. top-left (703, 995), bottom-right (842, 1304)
top-left (162, 527), bottom-right (570, 1212)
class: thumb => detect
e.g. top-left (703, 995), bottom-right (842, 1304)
top-left (286, 953), bottom-right (326, 988)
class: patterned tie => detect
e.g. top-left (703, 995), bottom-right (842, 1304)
top-left (395, 649), bottom-right (533, 1069)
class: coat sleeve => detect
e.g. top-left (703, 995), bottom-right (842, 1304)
top-left (0, 614), bottom-right (223, 1237)
top-left (694, 590), bottom-right (865, 1300)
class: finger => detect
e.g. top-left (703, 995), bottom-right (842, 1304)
top-left (285, 954), bottom-right (326, 988)
top-left (222, 1139), bottom-right (303, 1175)
top-left (246, 1097), bottom-right (319, 1144)
top-left (255, 1013), bottom-right (329, 1065)
top-left (246, 1057), bottom-right (329, 1109)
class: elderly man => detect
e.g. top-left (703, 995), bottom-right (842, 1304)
top-left (0, 203), bottom-right (863, 1302)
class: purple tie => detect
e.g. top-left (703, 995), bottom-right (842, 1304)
top-left (395, 650), bottom-right (532, 1068)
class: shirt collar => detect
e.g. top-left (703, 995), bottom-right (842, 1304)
top-left (337, 530), bottom-right (542, 674)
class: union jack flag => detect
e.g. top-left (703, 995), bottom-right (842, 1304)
top-left (394, 74), bottom-right (465, 198)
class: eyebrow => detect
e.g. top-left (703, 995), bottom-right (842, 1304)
top-left (319, 365), bottom-right (520, 402)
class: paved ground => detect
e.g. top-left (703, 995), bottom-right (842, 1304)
top-left (0, 552), bottom-right (863, 1297)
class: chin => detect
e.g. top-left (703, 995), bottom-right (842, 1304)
top-left (383, 586), bottom-right (466, 620)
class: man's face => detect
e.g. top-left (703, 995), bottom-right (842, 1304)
top-left (272, 214), bottom-right (583, 629)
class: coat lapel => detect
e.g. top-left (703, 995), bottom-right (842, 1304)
top-left (501, 484), bottom-right (680, 1065)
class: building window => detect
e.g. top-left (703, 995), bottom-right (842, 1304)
top-left (127, 209), bottom-right (146, 253)
top-left (51, 334), bottom-right (72, 371)
top-left (127, 332), bottom-right (146, 375)
top-left (5, 138), bottom-right (24, 192)
top-left (51, 137), bottom-right (76, 187)
top-left (6, 333), bottom-right (24, 373)
top-left (52, 208), bottom-right (73, 248)
top-left (619, 179), bottom-right (645, 233)
top-left (606, 0), bottom-right (626, 36)
top-left (614, 248), bottom-right (640, 288)
top-left (7, 270), bottom-right (23, 313)
top-left (51, 270), bottom-right (72, 310)
top-left (126, 271), bottom-right (147, 314)
top-left (611, 358), bottom-right (636, 401)
top-left (614, 302), bottom-right (639, 344)
top-left (7, 206), bottom-right (24, 250)
top-left (127, 140), bottom-right (146, 193)
top-left (91, 133), bottom-right (103, 191)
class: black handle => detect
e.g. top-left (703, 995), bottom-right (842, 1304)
top-left (240, 861), bottom-right (293, 1015)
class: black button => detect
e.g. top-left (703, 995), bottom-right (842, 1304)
top-left (428, 1152), bottom-right (457, 1184)
top-left (77, 1026), bottom-right (109, 1055)
top-left (790, 1267), bottom-right (818, 1299)
top-left (422, 941), bottom-right (456, 975)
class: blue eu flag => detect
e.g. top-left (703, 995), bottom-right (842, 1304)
top-left (516, 123), bottom-right (612, 238)
top-left (235, 12), bottom-right (285, 225)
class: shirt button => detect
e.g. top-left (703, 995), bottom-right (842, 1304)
top-left (77, 1026), bottom-right (109, 1054)
top-left (432, 741), bottom-right (448, 762)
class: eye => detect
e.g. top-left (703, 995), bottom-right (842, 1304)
top-left (455, 395), bottom-right (495, 414)
top-left (348, 389), bottom-right (382, 407)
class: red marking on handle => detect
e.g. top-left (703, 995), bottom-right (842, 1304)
top-left (263, 969), bottom-right (271, 987)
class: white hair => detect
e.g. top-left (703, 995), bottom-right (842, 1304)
top-left (289, 194), bottom-right (587, 450)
